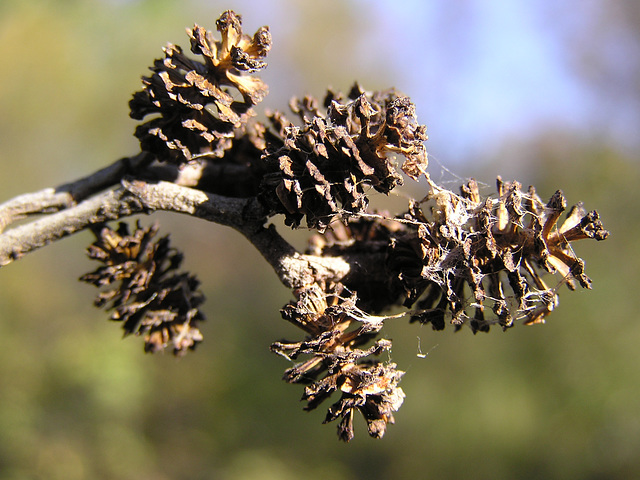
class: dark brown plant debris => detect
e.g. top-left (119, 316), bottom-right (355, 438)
top-left (129, 10), bottom-right (271, 164)
top-left (80, 221), bottom-right (205, 355)
top-left (258, 85), bottom-right (428, 230)
top-left (271, 283), bottom-right (404, 441)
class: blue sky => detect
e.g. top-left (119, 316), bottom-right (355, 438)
top-left (360, 1), bottom-right (607, 163)
top-left (94, 0), bottom-right (637, 167)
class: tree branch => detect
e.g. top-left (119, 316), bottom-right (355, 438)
top-left (0, 178), bottom-right (351, 288)
top-left (122, 179), bottom-right (351, 288)
top-left (0, 187), bottom-right (143, 265)
top-left (0, 153), bottom-right (153, 233)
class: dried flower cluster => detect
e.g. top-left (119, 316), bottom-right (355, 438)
top-left (0, 10), bottom-right (609, 443)
top-left (80, 222), bottom-right (205, 355)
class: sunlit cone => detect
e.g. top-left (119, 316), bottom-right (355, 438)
top-left (129, 10), bottom-right (271, 164)
top-left (259, 85), bottom-right (428, 229)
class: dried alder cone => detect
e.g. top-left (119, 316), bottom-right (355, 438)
top-left (386, 177), bottom-right (611, 331)
top-left (259, 85), bottom-right (428, 229)
top-left (129, 10), bottom-right (271, 164)
top-left (80, 222), bottom-right (205, 355)
top-left (271, 284), bottom-right (404, 442)
top-left (68, 10), bottom-right (609, 441)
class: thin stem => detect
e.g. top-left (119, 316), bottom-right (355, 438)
top-left (0, 187), bottom-right (143, 265)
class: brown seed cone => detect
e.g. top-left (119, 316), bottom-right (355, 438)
top-left (80, 222), bottom-right (205, 355)
top-left (270, 283), bottom-right (404, 441)
top-left (387, 178), bottom-right (609, 332)
top-left (129, 10), bottom-right (271, 164)
top-left (259, 86), bottom-right (428, 230)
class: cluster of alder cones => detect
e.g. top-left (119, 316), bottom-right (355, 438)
top-left (79, 10), bottom-right (608, 441)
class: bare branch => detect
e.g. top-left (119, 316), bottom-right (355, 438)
top-left (0, 187), bottom-right (143, 265)
top-left (121, 178), bottom-right (263, 229)
top-left (0, 153), bottom-right (152, 232)
top-left (122, 179), bottom-right (351, 288)
top-left (0, 178), bottom-right (351, 288)
top-left (236, 224), bottom-right (351, 288)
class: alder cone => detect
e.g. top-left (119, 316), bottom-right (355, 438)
top-left (259, 86), bottom-right (428, 230)
top-left (270, 283), bottom-right (405, 441)
top-left (80, 222), bottom-right (205, 355)
top-left (129, 10), bottom-right (271, 164)
top-left (387, 178), bottom-right (610, 332)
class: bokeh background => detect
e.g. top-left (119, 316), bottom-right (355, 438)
top-left (1, 0), bottom-right (638, 478)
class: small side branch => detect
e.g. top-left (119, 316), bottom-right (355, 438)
top-left (0, 187), bottom-right (143, 265)
top-left (0, 153), bottom-right (153, 233)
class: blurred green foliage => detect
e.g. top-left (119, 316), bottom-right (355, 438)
top-left (1, 1), bottom-right (639, 479)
